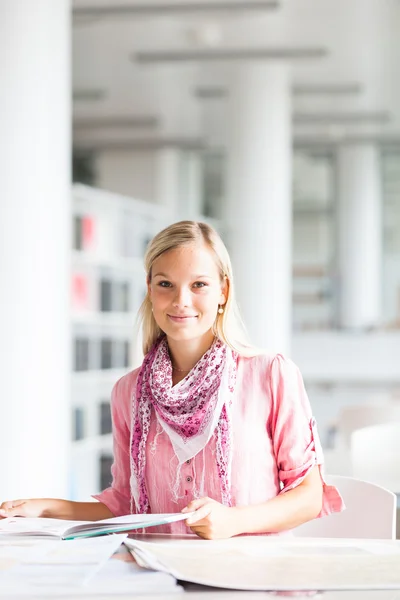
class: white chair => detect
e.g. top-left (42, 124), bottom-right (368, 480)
top-left (294, 474), bottom-right (397, 539)
top-left (351, 422), bottom-right (400, 494)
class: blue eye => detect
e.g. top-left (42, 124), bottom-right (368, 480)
top-left (193, 282), bottom-right (207, 288)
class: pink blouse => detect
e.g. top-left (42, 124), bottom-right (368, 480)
top-left (94, 353), bottom-right (344, 533)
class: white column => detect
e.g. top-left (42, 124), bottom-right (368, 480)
top-left (155, 147), bottom-right (182, 214)
top-left (156, 147), bottom-right (203, 219)
top-left (182, 151), bottom-right (204, 219)
top-left (0, 1), bottom-right (71, 498)
top-left (226, 63), bottom-right (292, 354)
top-left (337, 144), bottom-right (382, 329)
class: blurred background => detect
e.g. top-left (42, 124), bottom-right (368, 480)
top-left (1, 1), bottom-right (399, 532)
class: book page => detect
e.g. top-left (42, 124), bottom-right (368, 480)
top-left (0, 512), bottom-right (195, 539)
top-left (89, 512), bottom-right (195, 527)
top-left (64, 512), bottom-right (196, 538)
top-left (0, 517), bottom-right (87, 538)
top-left (125, 537), bottom-right (400, 591)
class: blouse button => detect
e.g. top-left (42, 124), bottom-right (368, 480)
top-left (186, 476), bottom-right (193, 483)
top-left (186, 459), bottom-right (191, 464)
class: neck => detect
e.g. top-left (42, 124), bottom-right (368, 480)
top-left (167, 331), bottom-right (215, 372)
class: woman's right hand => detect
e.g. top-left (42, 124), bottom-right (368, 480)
top-left (0, 498), bottom-right (64, 519)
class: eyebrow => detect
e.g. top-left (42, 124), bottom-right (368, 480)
top-left (152, 272), bottom-right (213, 279)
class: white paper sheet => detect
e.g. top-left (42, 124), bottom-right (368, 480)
top-left (0, 534), bottom-right (126, 595)
top-left (125, 537), bottom-right (400, 591)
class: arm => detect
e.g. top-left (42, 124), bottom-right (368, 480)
top-left (233, 464), bottom-right (322, 533)
top-left (183, 466), bottom-right (322, 539)
top-left (0, 498), bottom-right (115, 521)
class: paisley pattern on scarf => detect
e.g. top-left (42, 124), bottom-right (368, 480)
top-left (130, 335), bottom-right (237, 514)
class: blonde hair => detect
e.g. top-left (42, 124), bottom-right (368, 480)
top-left (138, 220), bottom-right (259, 357)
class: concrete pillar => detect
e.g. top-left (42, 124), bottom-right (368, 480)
top-left (155, 147), bottom-right (182, 214)
top-left (226, 63), bottom-right (292, 354)
top-left (337, 144), bottom-right (382, 329)
top-left (0, 1), bottom-right (72, 497)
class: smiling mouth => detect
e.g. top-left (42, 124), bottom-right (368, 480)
top-left (167, 315), bottom-right (198, 321)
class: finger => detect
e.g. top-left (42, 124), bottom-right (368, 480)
top-left (186, 504), bottom-right (213, 525)
top-left (181, 496), bottom-right (211, 513)
top-left (188, 525), bottom-right (213, 540)
top-left (0, 500), bottom-right (27, 511)
top-left (0, 500), bottom-right (28, 517)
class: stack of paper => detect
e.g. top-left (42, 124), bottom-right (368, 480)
top-left (0, 535), bottom-right (126, 596)
top-left (0, 535), bottom-right (182, 597)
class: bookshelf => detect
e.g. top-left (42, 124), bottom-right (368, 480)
top-left (70, 184), bottom-right (171, 499)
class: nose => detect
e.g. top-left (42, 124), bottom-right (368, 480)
top-left (172, 286), bottom-right (191, 308)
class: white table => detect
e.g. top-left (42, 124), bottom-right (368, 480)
top-left (2, 534), bottom-right (400, 599)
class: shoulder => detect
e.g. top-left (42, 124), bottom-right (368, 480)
top-left (109, 366), bottom-right (142, 430)
top-left (237, 353), bottom-right (303, 389)
top-left (111, 366), bottom-right (142, 409)
top-left (237, 352), bottom-right (298, 375)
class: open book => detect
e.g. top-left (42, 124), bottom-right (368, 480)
top-left (0, 512), bottom-right (194, 541)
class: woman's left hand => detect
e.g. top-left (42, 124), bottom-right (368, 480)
top-left (181, 497), bottom-right (240, 540)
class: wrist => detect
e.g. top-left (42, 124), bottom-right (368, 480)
top-left (42, 499), bottom-right (73, 519)
top-left (232, 504), bottom-right (263, 535)
top-left (230, 505), bottom-right (247, 536)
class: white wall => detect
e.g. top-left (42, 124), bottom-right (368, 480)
top-left (292, 331), bottom-right (400, 383)
top-left (292, 331), bottom-right (400, 448)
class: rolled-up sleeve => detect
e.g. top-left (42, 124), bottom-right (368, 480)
top-left (92, 375), bottom-right (134, 516)
top-left (269, 354), bottom-right (345, 517)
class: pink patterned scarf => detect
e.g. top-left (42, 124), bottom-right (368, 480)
top-left (130, 336), bottom-right (237, 514)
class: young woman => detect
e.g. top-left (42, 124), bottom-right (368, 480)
top-left (0, 221), bottom-right (344, 539)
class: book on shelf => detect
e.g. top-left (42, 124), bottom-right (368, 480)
top-left (0, 512), bottom-right (194, 541)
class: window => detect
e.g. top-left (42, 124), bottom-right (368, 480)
top-left (99, 454), bottom-right (113, 491)
top-left (99, 401), bottom-right (112, 435)
top-left (202, 150), bottom-right (225, 219)
top-left (124, 341), bottom-right (130, 368)
top-left (100, 279), bottom-right (113, 312)
top-left (120, 282), bottom-right (130, 312)
top-left (74, 338), bottom-right (89, 371)
top-left (100, 339), bottom-right (113, 369)
top-left (72, 149), bottom-right (96, 186)
top-left (73, 216), bottom-right (83, 250)
top-left (73, 407), bottom-right (85, 441)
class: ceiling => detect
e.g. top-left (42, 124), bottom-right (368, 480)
top-left (72, 0), bottom-right (400, 150)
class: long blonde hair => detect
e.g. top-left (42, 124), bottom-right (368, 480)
top-left (138, 220), bottom-right (259, 357)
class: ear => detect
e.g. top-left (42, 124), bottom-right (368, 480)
top-left (219, 276), bottom-right (229, 306)
top-left (146, 277), bottom-right (152, 300)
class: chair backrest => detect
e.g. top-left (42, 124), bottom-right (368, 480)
top-left (337, 404), bottom-right (400, 447)
top-left (351, 422), bottom-right (400, 493)
top-left (293, 474), bottom-right (396, 539)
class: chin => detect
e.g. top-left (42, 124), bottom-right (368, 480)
top-left (165, 326), bottom-right (215, 344)
top-left (166, 329), bottom-right (200, 342)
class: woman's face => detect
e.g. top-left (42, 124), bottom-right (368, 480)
top-left (148, 243), bottom-right (227, 344)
